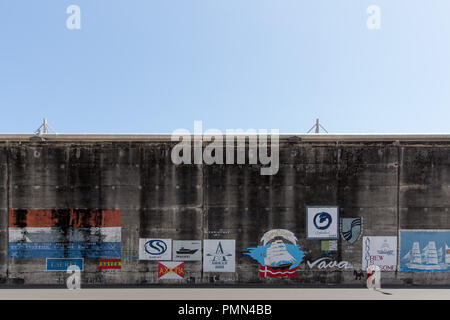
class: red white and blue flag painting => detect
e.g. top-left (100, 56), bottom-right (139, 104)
top-left (8, 209), bottom-right (121, 259)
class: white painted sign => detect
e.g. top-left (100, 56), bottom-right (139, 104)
top-left (362, 236), bottom-right (397, 271)
top-left (203, 239), bottom-right (235, 272)
top-left (306, 257), bottom-right (353, 270)
top-left (329, 240), bottom-right (338, 251)
top-left (139, 238), bottom-right (172, 261)
top-left (306, 206), bottom-right (339, 239)
top-left (173, 240), bottom-right (202, 261)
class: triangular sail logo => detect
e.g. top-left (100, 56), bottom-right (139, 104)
top-left (216, 242), bottom-right (224, 254)
top-left (211, 242), bottom-right (231, 262)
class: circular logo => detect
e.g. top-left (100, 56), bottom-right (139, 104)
top-left (144, 240), bottom-right (167, 255)
top-left (313, 212), bottom-right (332, 230)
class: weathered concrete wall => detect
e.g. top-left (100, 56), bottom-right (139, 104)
top-left (0, 138), bottom-right (449, 286)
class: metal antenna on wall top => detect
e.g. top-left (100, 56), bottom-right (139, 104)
top-left (307, 118), bottom-right (328, 134)
top-left (34, 118), bottom-right (57, 135)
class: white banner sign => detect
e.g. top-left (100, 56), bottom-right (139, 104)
top-left (203, 239), bottom-right (235, 272)
top-left (173, 240), bottom-right (202, 261)
top-left (306, 206), bottom-right (339, 239)
top-left (139, 238), bottom-right (172, 261)
top-left (362, 236), bottom-right (397, 271)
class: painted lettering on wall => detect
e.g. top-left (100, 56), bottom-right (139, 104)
top-left (158, 262), bottom-right (185, 279)
top-left (307, 257), bottom-right (353, 270)
top-left (362, 236), bottom-right (397, 271)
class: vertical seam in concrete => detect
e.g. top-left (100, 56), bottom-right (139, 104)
top-left (336, 142), bottom-right (342, 282)
top-left (99, 148), bottom-right (103, 211)
top-left (396, 145), bottom-right (401, 278)
top-left (201, 154), bottom-right (206, 281)
top-left (5, 145), bottom-right (10, 279)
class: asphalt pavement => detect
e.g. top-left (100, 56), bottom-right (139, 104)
top-left (0, 288), bottom-right (448, 300)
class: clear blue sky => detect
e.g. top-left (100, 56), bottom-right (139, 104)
top-left (1, 1), bottom-right (449, 134)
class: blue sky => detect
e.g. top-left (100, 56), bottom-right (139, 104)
top-left (1, 1), bottom-right (450, 133)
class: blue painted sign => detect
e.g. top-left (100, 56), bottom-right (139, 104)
top-left (400, 230), bottom-right (450, 272)
top-left (46, 258), bottom-right (84, 271)
top-left (9, 242), bottom-right (121, 258)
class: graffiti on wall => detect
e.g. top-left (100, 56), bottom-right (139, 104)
top-left (362, 236), bottom-right (397, 271)
top-left (400, 230), bottom-right (450, 272)
top-left (203, 240), bottom-right (235, 272)
top-left (306, 206), bottom-right (339, 239)
top-left (139, 239), bottom-right (172, 260)
top-left (341, 218), bottom-right (362, 244)
top-left (245, 229), bottom-right (305, 278)
top-left (8, 209), bottom-right (121, 258)
top-left (158, 262), bottom-right (185, 279)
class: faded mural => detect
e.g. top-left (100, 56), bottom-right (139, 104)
top-left (8, 209), bottom-right (122, 258)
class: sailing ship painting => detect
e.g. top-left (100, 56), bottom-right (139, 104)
top-left (400, 230), bottom-right (450, 272)
top-left (245, 229), bottom-right (305, 278)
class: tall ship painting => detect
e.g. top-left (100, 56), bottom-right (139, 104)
top-left (400, 230), bottom-right (450, 272)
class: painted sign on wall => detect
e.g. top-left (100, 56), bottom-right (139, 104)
top-left (362, 236), bottom-right (397, 271)
top-left (306, 206), bottom-right (339, 239)
top-left (173, 240), bottom-right (202, 261)
top-left (245, 229), bottom-right (305, 278)
top-left (306, 258), bottom-right (352, 270)
top-left (139, 238), bottom-right (172, 260)
top-left (99, 258), bottom-right (122, 270)
top-left (399, 230), bottom-right (450, 272)
top-left (203, 239), bottom-right (235, 272)
top-left (158, 262), bottom-right (185, 279)
top-left (321, 240), bottom-right (338, 256)
top-left (8, 209), bottom-right (121, 258)
top-left (46, 258), bottom-right (84, 271)
top-left (341, 218), bottom-right (362, 244)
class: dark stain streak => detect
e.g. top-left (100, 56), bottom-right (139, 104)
top-left (12, 209), bottom-right (27, 228)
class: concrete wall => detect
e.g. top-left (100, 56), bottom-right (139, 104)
top-left (1, 138), bottom-right (449, 287)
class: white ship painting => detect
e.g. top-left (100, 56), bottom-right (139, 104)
top-left (402, 241), bottom-right (450, 271)
top-left (264, 240), bottom-right (296, 267)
